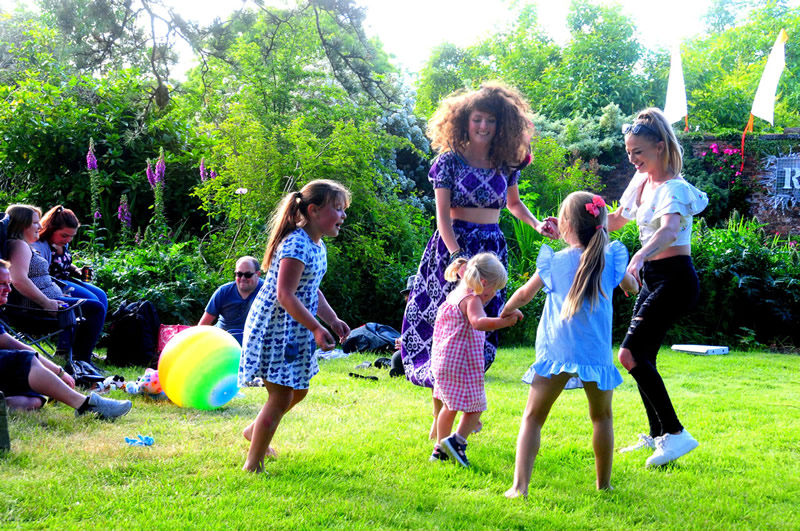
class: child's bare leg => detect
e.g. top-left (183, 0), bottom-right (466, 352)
top-left (429, 395), bottom-right (443, 440)
top-left (435, 406), bottom-right (457, 445)
top-left (455, 411), bottom-right (482, 440)
top-left (505, 373), bottom-right (569, 499)
top-left (243, 388), bottom-right (309, 452)
top-left (583, 382), bottom-right (614, 490)
top-left (243, 382), bottom-right (304, 473)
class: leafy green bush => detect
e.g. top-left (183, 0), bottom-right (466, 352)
top-left (691, 215), bottom-right (800, 347)
top-left (91, 240), bottom-right (224, 325)
top-left (519, 136), bottom-right (604, 215)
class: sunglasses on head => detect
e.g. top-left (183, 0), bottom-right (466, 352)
top-left (622, 123), bottom-right (662, 140)
top-left (235, 271), bottom-right (257, 279)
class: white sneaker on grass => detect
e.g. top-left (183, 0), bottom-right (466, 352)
top-left (646, 430), bottom-right (699, 467)
top-left (619, 434), bottom-right (655, 453)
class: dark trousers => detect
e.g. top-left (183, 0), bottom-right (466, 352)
top-left (56, 297), bottom-right (105, 362)
top-left (621, 255), bottom-right (699, 437)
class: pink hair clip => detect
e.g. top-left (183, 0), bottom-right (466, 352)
top-left (585, 195), bottom-right (606, 217)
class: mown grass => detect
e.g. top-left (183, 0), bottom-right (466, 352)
top-left (2, 347), bottom-right (798, 529)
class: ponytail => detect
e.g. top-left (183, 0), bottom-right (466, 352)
top-left (39, 204), bottom-right (81, 242)
top-left (444, 252), bottom-right (507, 295)
top-left (262, 179), bottom-right (351, 270)
top-left (444, 257), bottom-right (469, 283)
top-left (559, 192), bottom-right (609, 320)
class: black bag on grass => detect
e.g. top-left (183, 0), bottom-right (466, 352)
top-left (105, 300), bottom-right (160, 367)
top-left (65, 359), bottom-right (106, 389)
top-left (342, 323), bottom-right (400, 353)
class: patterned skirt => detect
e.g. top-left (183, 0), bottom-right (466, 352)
top-left (400, 220), bottom-right (507, 388)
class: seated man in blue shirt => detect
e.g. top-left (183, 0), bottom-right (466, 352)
top-left (198, 256), bottom-right (264, 344)
top-left (0, 259), bottom-right (131, 420)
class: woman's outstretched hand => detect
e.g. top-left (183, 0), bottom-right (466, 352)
top-left (536, 217), bottom-right (560, 240)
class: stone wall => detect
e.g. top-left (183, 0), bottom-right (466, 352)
top-left (699, 134), bottom-right (800, 235)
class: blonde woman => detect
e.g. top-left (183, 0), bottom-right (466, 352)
top-left (609, 108), bottom-right (708, 468)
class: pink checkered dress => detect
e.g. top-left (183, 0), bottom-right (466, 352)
top-left (431, 292), bottom-right (487, 413)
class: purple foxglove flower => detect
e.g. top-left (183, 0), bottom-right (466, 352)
top-left (209, 170), bottom-right (217, 179)
top-left (155, 153), bottom-right (166, 184)
top-left (200, 158), bottom-right (207, 182)
top-left (235, 188), bottom-right (248, 195)
top-left (117, 199), bottom-right (132, 228)
top-left (94, 210), bottom-right (102, 219)
top-left (87, 148), bottom-right (98, 171)
top-left (146, 161), bottom-right (155, 189)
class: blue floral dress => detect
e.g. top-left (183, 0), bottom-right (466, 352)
top-left (239, 228), bottom-right (327, 390)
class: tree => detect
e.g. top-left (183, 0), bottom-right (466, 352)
top-left (541, 1), bottom-right (651, 118)
top-left (683, 0), bottom-right (800, 131)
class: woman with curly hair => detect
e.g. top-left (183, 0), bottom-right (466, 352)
top-left (400, 81), bottom-right (558, 442)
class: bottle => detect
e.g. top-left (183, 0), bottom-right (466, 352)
top-left (81, 266), bottom-right (93, 282)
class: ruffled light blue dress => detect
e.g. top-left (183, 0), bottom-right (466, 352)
top-left (522, 242), bottom-right (629, 391)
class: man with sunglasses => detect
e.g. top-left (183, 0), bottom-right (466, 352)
top-left (198, 256), bottom-right (264, 344)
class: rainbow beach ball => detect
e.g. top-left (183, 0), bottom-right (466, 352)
top-left (158, 326), bottom-right (241, 410)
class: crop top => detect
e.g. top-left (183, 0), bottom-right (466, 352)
top-left (428, 151), bottom-right (520, 209)
top-left (619, 172), bottom-right (708, 247)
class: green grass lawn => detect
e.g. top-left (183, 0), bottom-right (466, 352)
top-left (2, 347), bottom-right (798, 529)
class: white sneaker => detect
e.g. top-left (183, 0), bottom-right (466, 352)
top-left (619, 434), bottom-right (656, 453)
top-left (646, 430), bottom-right (699, 467)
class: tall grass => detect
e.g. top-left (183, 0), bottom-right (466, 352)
top-left (2, 348), bottom-right (798, 529)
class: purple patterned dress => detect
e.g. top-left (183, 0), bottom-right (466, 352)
top-left (400, 151), bottom-right (518, 388)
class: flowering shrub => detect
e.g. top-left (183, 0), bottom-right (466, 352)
top-left (117, 194), bottom-right (132, 242)
top-left (144, 148), bottom-right (169, 243)
top-left (682, 142), bottom-right (753, 227)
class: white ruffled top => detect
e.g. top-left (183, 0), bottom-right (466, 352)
top-left (619, 172), bottom-right (709, 247)
top-left (522, 242), bottom-right (629, 391)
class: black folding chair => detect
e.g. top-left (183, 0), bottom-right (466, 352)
top-left (0, 212), bottom-right (87, 358)
top-left (0, 299), bottom-right (85, 358)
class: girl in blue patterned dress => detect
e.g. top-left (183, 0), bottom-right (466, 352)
top-left (239, 180), bottom-right (351, 473)
top-left (500, 191), bottom-right (639, 496)
top-left (400, 81), bottom-right (559, 442)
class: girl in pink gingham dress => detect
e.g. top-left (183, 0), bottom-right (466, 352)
top-left (430, 253), bottom-right (522, 467)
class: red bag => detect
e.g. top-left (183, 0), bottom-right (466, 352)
top-left (158, 324), bottom-right (192, 353)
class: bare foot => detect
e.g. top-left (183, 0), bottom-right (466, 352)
top-left (243, 423), bottom-right (254, 441)
top-left (504, 486), bottom-right (527, 499)
top-left (242, 424), bottom-right (277, 459)
top-left (242, 460), bottom-right (264, 474)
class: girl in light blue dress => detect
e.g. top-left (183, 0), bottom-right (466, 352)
top-left (239, 180), bottom-right (351, 473)
top-left (501, 191), bottom-right (639, 496)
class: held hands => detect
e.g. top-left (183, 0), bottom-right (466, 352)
top-left (499, 309), bottom-right (524, 327)
top-left (536, 217), bottom-right (560, 240)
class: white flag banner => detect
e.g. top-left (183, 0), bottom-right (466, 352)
top-left (751, 29), bottom-right (789, 125)
top-left (664, 45), bottom-right (688, 124)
